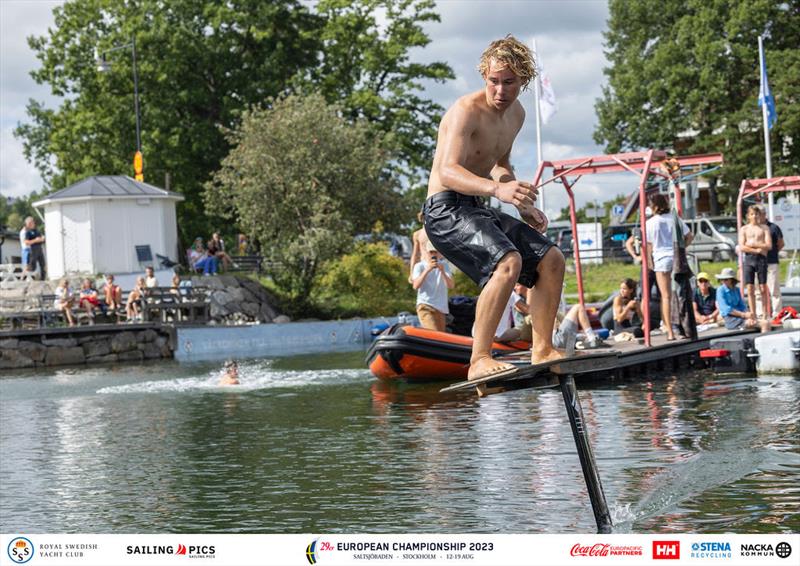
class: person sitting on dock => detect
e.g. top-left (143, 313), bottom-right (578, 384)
top-left (693, 272), bottom-right (720, 325)
top-left (78, 278), bottom-right (101, 324)
top-left (613, 278), bottom-right (644, 338)
top-left (423, 35), bottom-right (564, 381)
top-left (411, 241), bottom-right (454, 332)
top-left (144, 266), bottom-right (158, 288)
top-left (739, 204), bottom-right (772, 320)
top-left (103, 274), bottom-right (122, 315)
top-left (715, 267), bottom-right (757, 330)
top-left (219, 359), bottom-right (240, 385)
top-left (54, 278), bottom-right (76, 327)
top-left (126, 277), bottom-right (146, 322)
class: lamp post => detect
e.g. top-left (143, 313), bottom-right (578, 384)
top-left (96, 36), bottom-right (143, 181)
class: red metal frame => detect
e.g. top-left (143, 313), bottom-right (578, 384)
top-left (735, 176), bottom-right (800, 292)
top-left (532, 151), bottom-right (723, 346)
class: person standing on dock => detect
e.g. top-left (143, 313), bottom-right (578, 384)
top-left (422, 35), bottom-right (564, 381)
top-left (764, 209), bottom-right (784, 315)
top-left (739, 204), bottom-right (772, 320)
top-left (646, 194), bottom-right (692, 341)
top-left (411, 241), bottom-right (454, 332)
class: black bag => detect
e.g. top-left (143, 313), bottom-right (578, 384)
top-left (447, 295), bottom-right (477, 336)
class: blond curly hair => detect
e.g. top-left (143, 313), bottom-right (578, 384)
top-left (477, 35), bottom-right (537, 89)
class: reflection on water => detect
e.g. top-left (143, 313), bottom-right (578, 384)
top-left (1, 353), bottom-right (798, 533)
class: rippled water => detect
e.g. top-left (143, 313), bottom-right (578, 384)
top-left (1, 353), bottom-right (798, 533)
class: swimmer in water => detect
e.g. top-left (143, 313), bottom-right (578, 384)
top-left (219, 359), bottom-right (240, 385)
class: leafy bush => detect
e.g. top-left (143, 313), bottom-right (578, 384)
top-left (316, 242), bottom-right (415, 317)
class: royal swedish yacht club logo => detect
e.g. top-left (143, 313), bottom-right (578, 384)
top-left (7, 538), bottom-right (34, 564)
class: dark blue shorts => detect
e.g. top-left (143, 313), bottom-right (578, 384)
top-left (422, 191), bottom-right (554, 289)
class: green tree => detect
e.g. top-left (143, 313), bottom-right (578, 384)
top-left (303, 0), bottom-right (454, 187)
top-left (594, 0), bottom-right (799, 213)
top-left (205, 93), bottom-right (407, 308)
top-left (316, 242), bottom-right (415, 317)
top-left (0, 195), bottom-right (39, 233)
top-left (15, 0), bottom-right (322, 242)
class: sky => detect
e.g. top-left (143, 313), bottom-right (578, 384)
top-left (0, 0), bottom-right (630, 217)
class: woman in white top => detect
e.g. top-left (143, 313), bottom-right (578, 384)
top-left (645, 194), bottom-right (692, 340)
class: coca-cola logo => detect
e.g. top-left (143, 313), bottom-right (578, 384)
top-left (571, 543), bottom-right (644, 558)
top-left (571, 544), bottom-right (610, 557)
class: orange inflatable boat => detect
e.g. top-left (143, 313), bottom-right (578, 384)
top-left (366, 324), bottom-right (529, 382)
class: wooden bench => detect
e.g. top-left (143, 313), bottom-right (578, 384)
top-left (228, 255), bottom-right (263, 273)
top-left (142, 286), bottom-right (209, 324)
top-left (0, 296), bottom-right (41, 330)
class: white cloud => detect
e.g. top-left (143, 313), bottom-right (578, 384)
top-left (1, 0), bottom-right (62, 199)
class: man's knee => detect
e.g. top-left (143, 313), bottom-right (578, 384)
top-left (539, 246), bottom-right (565, 272)
top-left (495, 251), bottom-right (522, 281)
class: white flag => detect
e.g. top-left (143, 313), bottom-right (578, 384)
top-left (538, 61), bottom-right (558, 124)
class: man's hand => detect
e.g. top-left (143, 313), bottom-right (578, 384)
top-left (495, 180), bottom-right (537, 208)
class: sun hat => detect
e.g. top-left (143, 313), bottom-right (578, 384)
top-left (697, 272), bottom-right (710, 282)
top-left (715, 267), bottom-right (738, 282)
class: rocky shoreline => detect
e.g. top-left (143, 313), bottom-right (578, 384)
top-left (0, 326), bottom-right (174, 369)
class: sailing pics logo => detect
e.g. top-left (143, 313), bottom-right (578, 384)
top-left (7, 538), bottom-right (34, 564)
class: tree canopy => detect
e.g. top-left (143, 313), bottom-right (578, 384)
top-left (15, 0), bottom-right (452, 243)
top-left (205, 93), bottom-right (407, 306)
top-left (594, 0), bottom-right (799, 212)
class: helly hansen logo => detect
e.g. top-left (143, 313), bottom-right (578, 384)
top-left (653, 541), bottom-right (680, 559)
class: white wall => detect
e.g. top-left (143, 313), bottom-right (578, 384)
top-left (41, 197), bottom-right (181, 277)
top-left (43, 205), bottom-right (65, 279)
top-left (0, 236), bottom-right (22, 264)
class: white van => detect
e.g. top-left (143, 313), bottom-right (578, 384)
top-left (686, 216), bottom-right (737, 262)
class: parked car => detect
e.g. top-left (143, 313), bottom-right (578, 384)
top-left (602, 223), bottom-right (637, 263)
top-left (685, 216), bottom-right (736, 262)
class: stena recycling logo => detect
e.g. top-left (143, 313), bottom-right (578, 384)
top-left (7, 538), bottom-right (34, 564)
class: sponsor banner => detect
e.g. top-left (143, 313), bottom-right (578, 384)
top-left (1, 533), bottom-right (797, 566)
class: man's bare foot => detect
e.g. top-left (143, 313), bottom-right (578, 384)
top-left (531, 347), bottom-right (565, 365)
top-left (467, 356), bottom-right (517, 381)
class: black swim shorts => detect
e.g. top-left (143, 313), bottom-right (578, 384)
top-left (422, 191), bottom-right (555, 289)
top-left (743, 253), bottom-right (767, 285)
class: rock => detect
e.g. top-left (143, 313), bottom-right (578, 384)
top-left (260, 303), bottom-right (278, 322)
top-left (209, 301), bottom-right (229, 319)
top-left (45, 346), bottom-right (85, 366)
top-left (202, 277), bottom-right (226, 290)
top-left (216, 275), bottom-right (239, 287)
top-left (18, 341), bottom-right (46, 362)
top-left (241, 302), bottom-right (260, 318)
top-left (86, 353), bottom-right (118, 364)
top-left (82, 339), bottom-right (111, 358)
top-left (117, 350), bottom-right (144, 362)
top-left (227, 287), bottom-right (246, 302)
top-left (138, 329), bottom-right (159, 343)
top-left (0, 349), bottom-right (35, 369)
top-left (211, 290), bottom-right (235, 306)
top-left (238, 286), bottom-right (258, 304)
top-left (138, 342), bottom-right (163, 359)
top-left (110, 331), bottom-right (138, 353)
top-left (274, 315), bottom-right (291, 324)
top-left (0, 338), bottom-right (19, 349)
top-left (42, 337), bottom-right (78, 348)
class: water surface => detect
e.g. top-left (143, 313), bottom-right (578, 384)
top-left (1, 353), bottom-right (798, 533)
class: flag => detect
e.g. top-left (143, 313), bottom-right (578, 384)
top-left (538, 60), bottom-right (558, 124)
top-left (758, 36), bottom-right (777, 130)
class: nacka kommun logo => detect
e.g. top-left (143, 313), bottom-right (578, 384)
top-left (7, 537), bottom-right (34, 564)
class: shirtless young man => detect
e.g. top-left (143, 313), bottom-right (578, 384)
top-left (423, 35), bottom-right (565, 381)
top-left (738, 205), bottom-right (772, 319)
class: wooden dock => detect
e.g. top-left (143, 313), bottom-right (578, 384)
top-left (443, 326), bottom-right (761, 395)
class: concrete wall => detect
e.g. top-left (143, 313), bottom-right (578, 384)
top-left (175, 317), bottom-right (397, 362)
